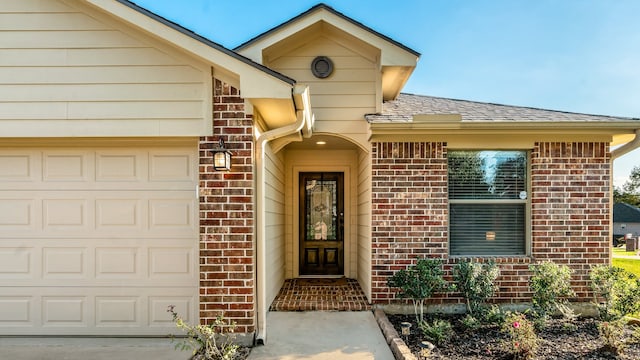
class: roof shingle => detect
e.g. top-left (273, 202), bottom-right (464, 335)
top-left (365, 93), bottom-right (640, 123)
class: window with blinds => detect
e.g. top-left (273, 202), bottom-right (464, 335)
top-left (448, 150), bottom-right (528, 256)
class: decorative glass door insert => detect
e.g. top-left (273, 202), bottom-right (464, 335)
top-left (299, 172), bottom-right (344, 275)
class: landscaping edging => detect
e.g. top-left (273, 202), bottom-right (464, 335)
top-left (373, 308), bottom-right (416, 360)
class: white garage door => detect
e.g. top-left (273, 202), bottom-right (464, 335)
top-left (0, 143), bottom-right (199, 335)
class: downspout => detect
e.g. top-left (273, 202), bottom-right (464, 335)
top-left (611, 129), bottom-right (640, 160)
top-left (255, 85), bottom-right (312, 345)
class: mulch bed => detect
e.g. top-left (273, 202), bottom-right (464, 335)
top-left (388, 314), bottom-right (640, 359)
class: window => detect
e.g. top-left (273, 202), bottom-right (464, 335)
top-left (448, 150), bottom-right (528, 256)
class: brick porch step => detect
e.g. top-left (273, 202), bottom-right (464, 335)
top-left (269, 278), bottom-right (372, 311)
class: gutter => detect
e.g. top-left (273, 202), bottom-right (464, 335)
top-left (254, 85), bottom-right (313, 345)
top-left (611, 129), bottom-right (640, 160)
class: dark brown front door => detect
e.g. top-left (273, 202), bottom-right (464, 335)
top-left (299, 172), bottom-right (344, 276)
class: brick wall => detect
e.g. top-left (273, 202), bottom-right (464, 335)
top-left (371, 142), bottom-right (448, 302)
top-left (530, 142), bottom-right (611, 299)
top-left (199, 79), bottom-right (255, 332)
top-left (372, 141), bottom-right (611, 306)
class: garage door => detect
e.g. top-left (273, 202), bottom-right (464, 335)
top-left (0, 144), bottom-right (199, 335)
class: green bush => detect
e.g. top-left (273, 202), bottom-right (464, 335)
top-left (419, 318), bottom-right (454, 346)
top-left (387, 258), bottom-right (451, 323)
top-left (453, 259), bottom-right (500, 316)
top-left (502, 312), bottom-right (538, 360)
top-left (529, 261), bottom-right (575, 321)
top-left (167, 305), bottom-right (239, 360)
top-left (590, 265), bottom-right (640, 321)
top-left (459, 314), bottom-right (481, 332)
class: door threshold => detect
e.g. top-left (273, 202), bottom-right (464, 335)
top-left (297, 275), bottom-right (345, 279)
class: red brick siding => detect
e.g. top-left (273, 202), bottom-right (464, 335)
top-left (531, 142), bottom-right (611, 299)
top-left (199, 79), bottom-right (254, 332)
top-left (371, 141), bottom-right (611, 306)
top-left (371, 142), bottom-right (448, 302)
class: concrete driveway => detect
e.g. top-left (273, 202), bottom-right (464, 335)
top-left (0, 337), bottom-right (189, 360)
top-left (1, 311), bottom-right (393, 360)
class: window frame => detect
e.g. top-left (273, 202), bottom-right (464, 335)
top-left (447, 149), bottom-right (531, 257)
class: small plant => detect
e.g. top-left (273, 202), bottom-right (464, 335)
top-left (483, 304), bottom-right (507, 326)
top-left (453, 259), bottom-right (500, 316)
top-left (501, 312), bottom-right (538, 360)
top-left (598, 319), bottom-right (627, 355)
top-left (167, 305), bottom-right (239, 360)
top-left (556, 303), bottom-right (579, 332)
top-left (387, 258), bottom-right (451, 323)
top-left (529, 261), bottom-right (575, 322)
top-left (459, 314), bottom-right (481, 332)
top-left (590, 265), bottom-right (640, 321)
top-left (419, 318), bottom-right (454, 346)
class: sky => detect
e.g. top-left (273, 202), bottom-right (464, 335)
top-left (133, 0), bottom-right (640, 187)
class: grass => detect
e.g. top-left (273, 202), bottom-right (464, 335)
top-left (612, 246), bottom-right (638, 257)
top-left (612, 258), bottom-right (640, 278)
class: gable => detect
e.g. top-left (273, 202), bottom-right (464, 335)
top-left (235, 4), bottom-right (419, 101)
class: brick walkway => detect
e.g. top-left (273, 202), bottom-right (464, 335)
top-left (269, 278), bottom-right (371, 311)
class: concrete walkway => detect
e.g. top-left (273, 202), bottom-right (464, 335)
top-left (0, 311), bottom-right (393, 360)
top-left (248, 311), bottom-right (394, 360)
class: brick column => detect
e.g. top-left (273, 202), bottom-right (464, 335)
top-left (199, 79), bottom-right (255, 332)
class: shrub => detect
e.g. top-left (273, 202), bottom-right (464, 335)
top-left (598, 319), bottom-right (627, 355)
top-left (502, 312), bottom-right (538, 360)
top-left (453, 259), bottom-right (500, 316)
top-left (167, 305), bottom-right (239, 360)
top-left (387, 258), bottom-right (451, 323)
top-left (459, 314), bottom-right (481, 332)
top-left (419, 318), bottom-right (454, 346)
top-left (484, 304), bottom-right (507, 326)
top-left (529, 261), bottom-right (575, 321)
top-left (590, 265), bottom-right (640, 321)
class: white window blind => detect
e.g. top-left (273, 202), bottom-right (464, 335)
top-left (448, 151), bottom-right (527, 256)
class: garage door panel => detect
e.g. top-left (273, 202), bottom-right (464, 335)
top-left (0, 287), bottom-right (197, 335)
top-left (149, 150), bottom-right (195, 182)
top-left (0, 152), bottom-right (36, 181)
top-left (43, 152), bottom-right (90, 182)
top-left (42, 296), bottom-right (88, 327)
top-left (96, 296), bottom-right (141, 327)
top-left (43, 247), bottom-right (87, 279)
top-left (0, 297), bottom-right (33, 326)
top-left (0, 145), bottom-right (198, 335)
top-left (95, 247), bottom-right (140, 277)
top-left (95, 152), bottom-right (143, 182)
top-left (149, 247), bottom-right (195, 279)
top-left (0, 198), bottom-right (36, 229)
top-left (0, 248), bottom-right (31, 275)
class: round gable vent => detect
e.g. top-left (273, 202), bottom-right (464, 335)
top-left (311, 56), bottom-right (334, 79)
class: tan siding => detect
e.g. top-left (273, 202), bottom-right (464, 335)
top-left (268, 36), bottom-right (376, 150)
top-left (357, 149), bottom-right (372, 299)
top-left (0, 0), bottom-right (211, 137)
top-left (264, 144), bottom-right (286, 306)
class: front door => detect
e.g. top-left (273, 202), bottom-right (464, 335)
top-left (299, 172), bottom-right (344, 276)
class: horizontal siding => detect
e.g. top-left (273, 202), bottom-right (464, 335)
top-left (264, 144), bottom-right (286, 306)
top-left (0, 0), bottom-right (211, 136)
top-left (269, 35), bottom-right (375, 149)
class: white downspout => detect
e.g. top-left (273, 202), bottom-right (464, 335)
top-left (611, 129), bottom-right (640, 160)
top-left (255, 85), bottom-right (312, 345)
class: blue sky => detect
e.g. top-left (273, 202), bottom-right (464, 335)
top-left (133, 0), bottom-right (640, 187)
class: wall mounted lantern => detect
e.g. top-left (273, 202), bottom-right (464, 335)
top-left (211, 138), bottom-right (232, 171)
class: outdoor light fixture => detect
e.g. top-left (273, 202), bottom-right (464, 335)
top-left (211, 138), bottom-right (232, 171)
top-left (400, 322), bottom-right (412, 341)
top-left (418, 340), bottom-right (435, 359)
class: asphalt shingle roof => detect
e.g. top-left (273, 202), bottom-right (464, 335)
top-left (365, 93), bottom-right (639, 123)
top-left (614, 203), bottom-right (640, 223)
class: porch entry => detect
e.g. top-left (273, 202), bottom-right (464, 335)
top-left (299, 172), bottom-right (344, 276)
